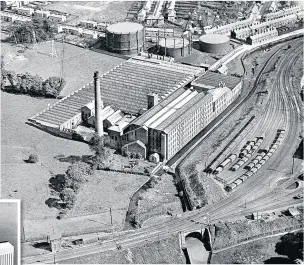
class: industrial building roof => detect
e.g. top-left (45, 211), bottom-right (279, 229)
top-left (193, 71), bottom-right (241, 90)
top-left (32, 57), bottom-right (202, 126)
top-left (131, 87), bottom-right (212, 134)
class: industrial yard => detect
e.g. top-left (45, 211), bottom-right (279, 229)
top-left (1, 0), bottom-right (303, 264)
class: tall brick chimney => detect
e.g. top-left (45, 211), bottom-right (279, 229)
top-left (94, 71), bottom-right (103, 136)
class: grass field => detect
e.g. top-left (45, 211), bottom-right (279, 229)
top-left (211, 235), bottom-right (291, 264)
top-left (0, 91), bottom-right (149, 243)
top-left (138, 173), bottom-right (183, 226)
top-left (2, 39), bottom-right (126, 96)
top-left (44, 1), bottom-right (133, 24)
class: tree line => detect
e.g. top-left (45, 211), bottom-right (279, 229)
top-left (1, 69), bottom-right (66, 98)
top-left (8, 18), bottom-right (55, 44)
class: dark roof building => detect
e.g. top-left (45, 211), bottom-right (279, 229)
top-left (192, 71), bottom-right (241, 90)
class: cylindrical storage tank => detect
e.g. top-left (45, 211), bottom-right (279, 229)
top-left (158, 37), bottom-right (190, 59)
top-left (199, 34), bottom-right (230, 54)
top-left (106, 22), bottom-right (144, 55)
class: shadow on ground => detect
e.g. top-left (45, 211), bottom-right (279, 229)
top-left (264, 257), bottom-right (292, 264)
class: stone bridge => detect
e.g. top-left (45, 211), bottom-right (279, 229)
top-left (180, 227), bottom-right (212, 264)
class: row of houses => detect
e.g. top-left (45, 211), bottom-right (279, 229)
top-left (246, 28), bottom-right (279, 45)
top-left (15, 6), bottom-right (67, 22)
top-left (1, 11), bottom-right (31, 23)
top-left (57, 25), bottom-right (104, 39)
top-left (262, 4), bottom-right (303, 21)
top-left (231, 13), bottom-right (301, 41)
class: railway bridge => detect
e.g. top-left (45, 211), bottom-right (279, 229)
top-left (180, 227), bottom-right (212, 264)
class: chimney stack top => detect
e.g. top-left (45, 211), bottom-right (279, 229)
top-left (94, 71), bottom-right (99, 79)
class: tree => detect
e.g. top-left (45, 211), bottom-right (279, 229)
top-left (275, 232), bottom-right (303, 261)
top-left (1, 1), bottom-right (7, 11)
top-left (42, 77), bottom-right (66, 97)
top-left (28, 154), bottom-right (38, 163)
top-left (65, 162), bottom-right (92, 191)
top-left (60, 188), bottom-right (76, 209)
top-left (89, 134), bottom-right (114, 169)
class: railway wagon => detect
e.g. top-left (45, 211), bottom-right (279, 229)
top-left (248, 141), bottom-right (255, 146)
top-left (255, 163), bottom-right (262, 169)
top-left (250, 167), bottom-right (258, 173)
top-left (263, 155), bottom-right (270, 160)
top-left (259, 151), bottom-right (267, 156)
top-left (241, 156), bottom-right (249, 163)
top-left (257, 138), bottom-right (263, 144)
top-left (228, 154), bottom-right (237, 162)
top-left (235, 179), bottom-right (243, 185)
top-left (259, 159), bottom-right (266, 165)
top-left (214, 166), bottom-right (224, 174)
top-left (252, 159), bottom-right (259, 165)
top-left (255, 155), bottom-right (263, 160)
top-left (237, 160), bottom-right (245, 166)
top-left (246, 171), bottom-right (253, 177)
top-left (240, 175), bottom-right (248, 182)
top-left (269, 147), bottom-right (276, 153)
top-left (230, 183), bottom-right (237, 190)
top-left (252, 145), bottom-right (259, 152)
top-left (272, 143), bottom-right (279, 149)
top-left (230, 164), bottom-right (240, 171)
top-left (245, 162), bottom-right (255, 170)
top-left (220, 158), bottom-right (231, 167)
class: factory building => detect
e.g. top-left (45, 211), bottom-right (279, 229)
top-left (30, 54), bottom-right (241, 162)
top-left (158, 37), bottom-right (191, 59)
top-left (105, 22), bottom-right (145, 55)
top-left (30, 55), bottom-right (202, 131)
top-left (246, 28), bottom-right (278, 45)
top-left (126, 71), bottom-right (241, 161)
top-left (0, 242), bottom-right (14, 265)
top-left (199, 34), bottom-right (231, 54)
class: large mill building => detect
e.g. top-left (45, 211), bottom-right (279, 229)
top-left (30, 54), bottom-right (241, 162)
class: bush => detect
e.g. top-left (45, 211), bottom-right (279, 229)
top-left (60, 188), bottom-right (76, 210)
top-left (64, 162), bottom-right (93, 191)
top-left (28, 154), bottom-right (38, 163)
top-left (225, 185), bottom-right (232, 192)
top-left (136, 152), bottom-right (142, 160)
top-left (130, 152), bottom-right (136, 159)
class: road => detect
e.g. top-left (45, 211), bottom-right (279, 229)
top-left (23, 35), bottom-right (303, 264)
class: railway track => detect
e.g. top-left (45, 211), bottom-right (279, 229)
top-left (214, 41), bottom-right (302, 184)
top-left (23, 40), bottom-right (304, 265)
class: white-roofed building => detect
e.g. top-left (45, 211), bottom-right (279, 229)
top-left (0, 242), bottom-right (14, 265)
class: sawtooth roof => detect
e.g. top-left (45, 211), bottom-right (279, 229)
top-left (32, 57), bottom-right (203, 127)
